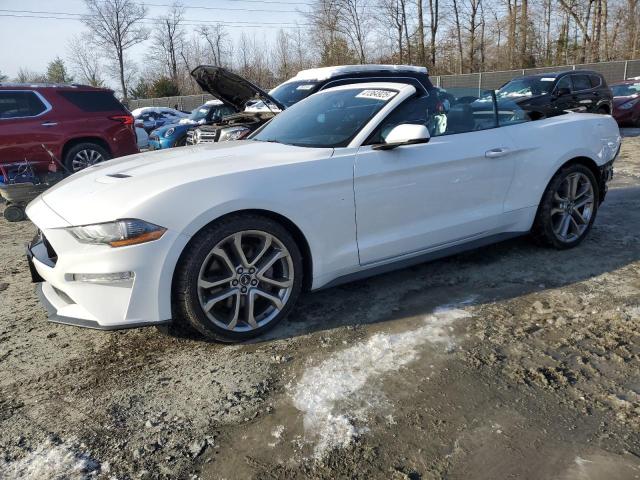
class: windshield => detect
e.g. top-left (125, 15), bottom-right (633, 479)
top-left (497, 77), bottom-right (556, 98)
top-left (252, 87), bottom-right (398, 148)
top-left (612, 83), bottom-right (640, 97)
top-left (189, 104), bottom-right (212, 121)
top-left (269, 81), bottom-right (321, 108)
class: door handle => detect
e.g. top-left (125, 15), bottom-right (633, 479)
top-left (41, 122), bottom-right (58, 127)
top-left (485, 148), bottom-right (511, 159)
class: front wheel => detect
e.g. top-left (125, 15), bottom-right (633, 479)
top-left (532, 164), bottom-right (599, 249)
top-left (172, 214), bottom-right (303, 342)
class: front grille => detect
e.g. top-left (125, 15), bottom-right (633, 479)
top-left (149, 134), bottom-right (159, 142)
top-left (186, 128), bottom-right (219, 145)
top-left (198, 130), bottom-right (218, 143)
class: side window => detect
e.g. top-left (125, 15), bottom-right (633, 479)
top-left (555, 76), bottom-right (572, 93)
top-left (589, 75), bottom-right (602, 88)
top-left (58, 91), bottom-right (125, 112)
top-left (366, 89), bottom-right (499, 145)
top-left (0, 91), bottom-right (47, 119)
top-left (221, 106), bottom-right (235, 116)
top-left (572, 75), bottom-right (592, 91)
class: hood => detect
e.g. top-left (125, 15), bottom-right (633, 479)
top-left (152, 122), bottom-right (190, 135)
top-left (613, 95), bottom-right (639, 107)
top-left (191, 65), bottom-right (286, 112)
top-left (40, 141), bottom-right (331, 226)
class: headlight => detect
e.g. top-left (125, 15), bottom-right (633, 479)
top-left (620, 98), bottom-right (639, 110)
top-left (67, 219), bottom-right (166, 247)
top-left (164, 127), bottom-right (176, 137)
top-left (218, 126), bottom-right (251, 142)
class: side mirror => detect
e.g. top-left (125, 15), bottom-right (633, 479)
top-left (373, 124), bottom-right (430, 150)
top-left (556, 87), bottom-right (571, 97)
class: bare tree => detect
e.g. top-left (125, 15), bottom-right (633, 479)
top-left (428, 0), bottom-right (439, 68)
top-left (417, 0), bottom-right (426, 64)
top-left (150, 2), bottom-right (185, 82)
top-left (198, 24), bottom-right (228, 67)
top-left (452, 0), bottom-right (464, 72)
top-left (67, 34), bottom-right (105, 87)
top-left (82, 0), bottom-right (148, 100)
top-left (519, 0), bottom-right (528, 66)
top-left (15, 68), bottom-right (46, 83)
top-left (337, 0), bottom-right (372, 63)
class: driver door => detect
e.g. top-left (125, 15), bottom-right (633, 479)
top-left (353, 95), bottom-right (516, 265)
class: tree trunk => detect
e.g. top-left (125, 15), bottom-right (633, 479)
top-left (417, 0), bottom-right (425, 65)
top-left (401, 0), bottom-right (411, 63)
top-left (428, 0), bottom-right (439, 69)
top-left (507, 0), bottom-right (518, 68)
top-left (118, 48), bottom-right (127, 101)
top-left (452, 0), bottom-right (464, 73)
top-left (519, 0), bottom-right (528, 67)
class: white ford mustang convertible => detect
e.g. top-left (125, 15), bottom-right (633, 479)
top-left (26, 82), bottom-right (621, 341)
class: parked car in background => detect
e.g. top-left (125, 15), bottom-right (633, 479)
top-left (26, 81), bottom-right (620, 341)
top-left (0, 83), bottom-right (138, 172)
top-left (136, 126), bottom-right (149, 150)
top-left (610, 80), bottom-right (640, 126)
top-left (148, 100), bottom-right (236, 150)
top-left (497, 70), bottom-right (613, 118)
top-left (187, 64), bottom-right (439, 145)
top-left (131, 107), bottom-right (187, 133)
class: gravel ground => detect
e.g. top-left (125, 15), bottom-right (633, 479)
top-left (0, 131), bottom-right (638, 480)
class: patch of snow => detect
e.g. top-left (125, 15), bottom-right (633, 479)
top-left (0, 440), bottom-right (100, 479)
top-left (268, 425), bottom-right (286, 447)
top-left (291, 304), bottom-right (472, 458)
top-left (271, 425), bottom-right (285, 439)
top-left (575, 456), bottom-right (594, 466)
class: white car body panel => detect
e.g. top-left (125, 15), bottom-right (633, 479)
top-left (25, 82), bottom-right (621, 329)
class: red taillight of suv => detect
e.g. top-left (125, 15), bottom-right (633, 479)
top-left (109, 114), bottom-right (135, 131)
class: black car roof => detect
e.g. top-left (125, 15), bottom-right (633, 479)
top-left (517, 70), bottom-right (602, 81)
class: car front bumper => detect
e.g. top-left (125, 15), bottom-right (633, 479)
top-left (25, 199), bottom-right (182, 330)
top-left (612, 108), bottom-right (639, 125)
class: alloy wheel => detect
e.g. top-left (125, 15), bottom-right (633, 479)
top-left (72, 149), bottom-right (104, 171)
top-left (550, 172), bottom-right (595, 243)
top-left (196, 230), bottom-right (294, 332)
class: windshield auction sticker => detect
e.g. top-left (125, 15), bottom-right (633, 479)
top-left (356, 89), bottom-right (397, 101)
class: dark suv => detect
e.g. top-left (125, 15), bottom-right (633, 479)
top-left (497, 70), bottom-right (613, 118)
top-left (187, 65), bottom-right (438, 145)
top-left (0, 84), bottom-right (138, 172)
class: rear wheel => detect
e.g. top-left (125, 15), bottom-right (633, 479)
top-left (532, 164), bottom-right (599, 249)
top-left (173, 214), bottom-right (303, 342)
top-left (3, 205), bottom-right (25, 222)
top-left (64, 143), bottom-right (111, 172)
top-left (596, 106), bottom-right (609, 115)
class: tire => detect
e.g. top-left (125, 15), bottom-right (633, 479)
top-left (64, 143), bottom-right (111, 172)
top-left (4, 205), bottom-right (26, 222)
top-left (175, 136), bottom-right (187, 147)
top-left (596, 106), bottom-right (609, 115)
top-left (532, 163), bottom-right (599, 249)
top-left (172, 214), bottom-right (303, 342)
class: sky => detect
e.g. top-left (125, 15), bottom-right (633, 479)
top-left (0, 0), bottom-right (310, 88)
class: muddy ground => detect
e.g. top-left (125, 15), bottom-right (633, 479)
top-left (0, 131), bottom-right (639, 480)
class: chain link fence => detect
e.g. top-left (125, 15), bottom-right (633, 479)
top-left (128, 59), bottom-right (640, 110)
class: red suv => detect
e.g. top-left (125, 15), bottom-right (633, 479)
top-left (0, 84), bottom-right (138, 172)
